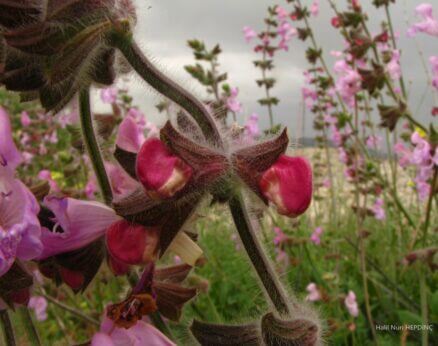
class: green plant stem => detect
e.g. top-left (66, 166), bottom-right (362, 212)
top-left (419, 266), bottom-right (428, 346)
top-left (0, 310), bottom-right (16, 346)
top-left (17, 308), bottom-right (41, 346)
top-left (40, 292), bottom-right (100, 326)
top-left (110, 34), bottom-right (222, 147)
top-left (79, 89), bottom-right (113, 205)
top-left (228, 193), bottom-right (290, 315)
top-left (421, 168), bottom-right (437, 246)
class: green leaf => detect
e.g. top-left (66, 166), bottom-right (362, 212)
top-left (396, 310), bottom-right (423, 325)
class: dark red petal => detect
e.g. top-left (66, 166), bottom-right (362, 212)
top-left (259, 155), bottom-right (313, 217)
top-left (106, 220), bottom-right (159, 265)
top-left (59, 267), bottom-right (84, 290)
top-left (136, 138), bottom-right (193, 199)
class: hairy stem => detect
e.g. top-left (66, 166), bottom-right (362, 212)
top-left (79, 89), bottom-right (113, 205)
top-left (17, 308), bottom-right (41, 346)
top-left (229, 193), bottom-right (290, 315)
top-left (0, 310), bottom-right (16, 346)
top-left (110, 33), bottom-right (222, 147)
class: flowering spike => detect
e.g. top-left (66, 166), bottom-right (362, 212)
top-left (259, 155), bottom-right (313, 217)
top-left (136, 138), bottom-right (193, 199)
top-left (106, 220), bottom-right (159, 265)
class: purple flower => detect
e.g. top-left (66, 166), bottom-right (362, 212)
top-left (0, 107), bottom-right (42, 277)
top-left (92, 310), bottom-right (175, 346)
top-left (28, 296), bottom-right (48, 321)
top-left (407, 3), bottom-right (438, 37)
top-left (37, 196), bottom-right (120, 260)
top-left (345, 290), bottom-right (359, 317)
top-left (243, 26), bottom-right (257, 43)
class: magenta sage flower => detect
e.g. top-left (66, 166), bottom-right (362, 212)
top-left (259, 156), bottom-right (313, 217)
top-left (0, 107), bottom-right (42, 277)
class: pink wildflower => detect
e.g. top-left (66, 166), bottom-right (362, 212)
top-left (407, 3), bottom-right (438, 37)
top-left (345, 290), bottom-right (359, 317)
top-left (310, 227), bottom-right (323, 245)
top-left (306, 283), bottom-right (321, 302)
top-left (243, 26), bottom-right (257, 43)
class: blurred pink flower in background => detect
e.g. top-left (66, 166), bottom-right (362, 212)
top-left (386, 50), bottom-right (401, 80)
top-left (310, 227), bottom-right (324, 245)
top-left (430, 56), bottom-right (438, 90)
top-left (334, 60), bottom-right (361, 107)
top-left (38, 170), bottom-right (61, 193)
top-left (366, 135), bottom-right (382, 149)
top-left (226, 87), bottom-right (243, 113)
top-left (20, 112), bottom-right (32, 127)
top-left (28, 296), bottom-right (48, 321)
top-left (371, 198), bottom-right (386, 220)
top-left (310, 0), bottom-right (320, 17)
top-left (407, 3), bottom-right (438, 37)
top-left (244, 113), bottom-right (260, 140)
top-left (273, 227), bottom-right (288, 246)
top-left (243, 26), bottom-right (257, 43)
top-left (306, 283), bottom-right (321, 302)
top-left (345, 290), bottom-right (359, 317)
top-left (275, 6), bottom-right (289, 20)
top-left (100, 87), bottom-right (118, 104)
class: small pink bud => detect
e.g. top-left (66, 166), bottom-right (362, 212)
top-left (106, 220), bottom-right (159, 266)
top-left (259, 155), bottom-right (312, 217)
top-left (136, 138), bottom-right (193, 199)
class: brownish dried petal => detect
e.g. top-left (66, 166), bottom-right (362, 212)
top-left (154, 264), bottom-right (192, 283)
top-left (107, 293), bottom-right (157, 329)
top-left (154, 282), bottom-right (197, 321)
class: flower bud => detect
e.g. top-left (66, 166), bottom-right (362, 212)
top-left (259, 155), bottom-right (312, 217)
top-left (136, 138), bottom-right (193, 199)
top-left (106, 220), bottom-right (159, 265)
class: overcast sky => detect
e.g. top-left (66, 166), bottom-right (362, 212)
top-left (93, 0), bottom-right (436, 138)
